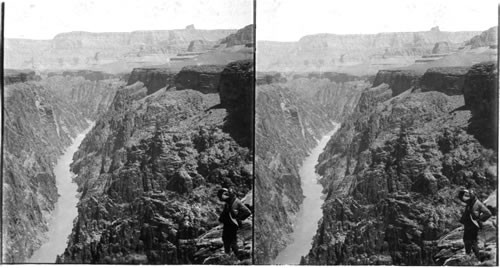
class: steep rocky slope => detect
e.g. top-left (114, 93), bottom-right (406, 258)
top-left (303, 62), bottom-right (497, 265)
top-left (217, 24), bottom-right (254, 48)
top-left (258, 28), bottom-right (483, 74)
top-left (2, 72), bottom-right (123, 263)
top-left (465, 27), bottom-right (498, 49)
top-left (57, 60), bottom-right (253, 264)
top-left (255, 75), bottom-right (369, 263)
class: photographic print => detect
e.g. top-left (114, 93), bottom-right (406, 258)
top-left (3, 0), bottom-right (254, 264)
top-left (255, 0), bottom-right (498, 265)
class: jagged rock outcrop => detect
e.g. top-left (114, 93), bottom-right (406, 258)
top-left (174, 65), bottom-right (226, 93)
top-left (465, 27), bottom-right (498, 48)
top-left (2, 73), bottom-right (122, 263)
top-left (303, 63), bottom-right (497, 265)
top-left (373, 70), bottom-right (421, 96)
top-left (127, 68), bottom-right (176, 94)
top-left (4, 69), bottom-right (41, 85)
top-left (432, 42), bottom-right (452, 54)
top-left (58, 60), bottom-right (253, 264)
top-left (187, 40), bottom-right (215, 52)
top-left (255, 74), bottom-right (368, 264)
top-left (420, 67), bottom-right (469, 95)
top-left (218, 24), bottom-right (254, 47)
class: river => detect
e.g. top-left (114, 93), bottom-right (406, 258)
top-left (273, 123), bottom-right (340, 264)
top-left (28, 123), bottom-right (94, 263)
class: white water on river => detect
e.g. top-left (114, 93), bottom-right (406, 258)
top-left (273, 123), bottom-right (340, 264)
top-left (28, 123), bottom-right (93, 263)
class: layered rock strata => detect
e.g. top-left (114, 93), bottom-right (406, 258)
top-left (58, 60), bottom-right (254, 264)
top-left (258, 29), bottom-right (481, 73)
top-left (303, 62), bottom-right (497, 265)
top-left (5, 28), bottom-right (236, 70)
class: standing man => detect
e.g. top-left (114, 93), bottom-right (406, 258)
top-left (457, 189), bottom-right (492, 259)
top-left (217, 188), bottom-right (251, 257)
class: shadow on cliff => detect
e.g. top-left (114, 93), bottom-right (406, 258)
top-left (463, 62), bottom-right (498, 150)
top-left (218, 59), bottom-right (254, 149)
top-left (222, 109), bottom-right (253, 149)
top-left (467, 116), bottom-right (498, 150)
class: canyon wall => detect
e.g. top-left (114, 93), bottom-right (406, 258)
top-left (255, 75), bottom-right (370, 263)
top-left (57, 60), bottom-right (254, 264)
top-left (2, 72), bottom-right (123, 263)
top-left (5, 27), bottom-right (235, 70)
top-left (257, 28), bottom-right (484, 74)
top-left (303, 62), bottom-right (497, 265)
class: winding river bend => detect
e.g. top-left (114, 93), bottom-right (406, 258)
top-left (274, 123), bottom-right (340, 264)
top-left (28, 123), bottom-right (94, 263)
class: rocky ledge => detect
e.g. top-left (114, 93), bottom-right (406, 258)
top-left (372, 69), bottom-right (421, 96)
top-left (4, 69), bottom-right (41, 85)
top-left (174, 65), bottom-right (226, 93)
top-left (127, 68), bottom-right (177, 95)
top-left (420, 67), bottom-right (469, 95)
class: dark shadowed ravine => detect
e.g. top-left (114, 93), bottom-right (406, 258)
top-left (28, 123), bottom-right (94, 263)
top-left (273, 123), bottom-right (340, 264)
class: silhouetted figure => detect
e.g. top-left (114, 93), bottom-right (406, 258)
top-left (457, 189), bottom-right (492, 259)
top-left (217, 188), bottom-right (251, 257)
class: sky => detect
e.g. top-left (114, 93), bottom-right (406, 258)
top-left (5, 0), bottom-right (254, 39)
top-left (258, 0), bottom-right (499, 41)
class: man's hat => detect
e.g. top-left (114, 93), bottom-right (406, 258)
top-left (217, 188), bottom-right (229, 200)
top-left (457, 188), bottom-right (471, 201)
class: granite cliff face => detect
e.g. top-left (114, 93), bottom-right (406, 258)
top-left (57, 60), bottom-right (253, 264)
top-left (303, 62), bottom-right (497, 265)
top-left (2, 72), bottom-right (123, 263)
top-left (255, 74), bottom-right (369, 263)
